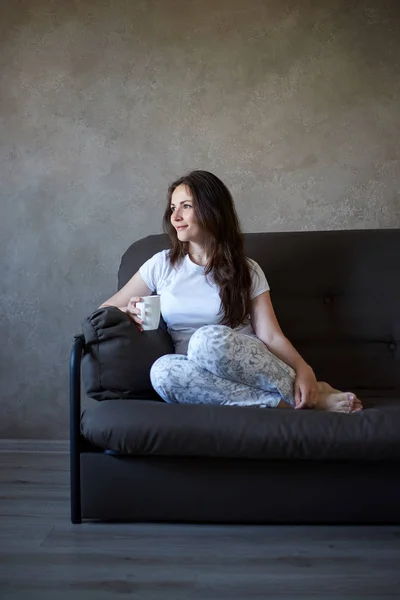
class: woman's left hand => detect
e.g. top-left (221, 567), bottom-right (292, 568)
top-left (294, 365), bottom-right (319, 409)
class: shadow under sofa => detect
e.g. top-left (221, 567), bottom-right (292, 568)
top-left (71, 229), bottom-right (400, 524)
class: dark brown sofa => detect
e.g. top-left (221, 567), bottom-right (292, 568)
top-left (70, 229), bottom-right (400, 523)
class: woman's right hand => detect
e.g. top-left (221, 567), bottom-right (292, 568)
top-left (121, 297), bottom-right (144, 332)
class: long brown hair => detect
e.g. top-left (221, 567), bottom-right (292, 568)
top-left (162, 170), bottom-right (252, 328)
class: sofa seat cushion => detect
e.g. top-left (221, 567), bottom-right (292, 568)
top-left (81, 396), bottom-right (400, 461)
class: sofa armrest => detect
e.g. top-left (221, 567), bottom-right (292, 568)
top-left (70, 334), bottom-right (85, 524)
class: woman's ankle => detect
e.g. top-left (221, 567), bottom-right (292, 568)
top-left (277, 400), bottom-right (293, 409)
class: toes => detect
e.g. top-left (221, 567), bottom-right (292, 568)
top-left (347, 393), bottom-right (363, 412)
top-left (349, 400), bottom-right (363, 413)
top-left (340, 399), bottom-right (360, 413)
top-left (337, 400), bottom-right (352, 412)
top-left (333, 398), bottom-right (363, 413)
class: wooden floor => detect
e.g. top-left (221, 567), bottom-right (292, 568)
top-left (1, 452), bottom-right (400, 600)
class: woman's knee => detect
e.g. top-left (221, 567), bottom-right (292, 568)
top-left (150, 354), bottom-right (195, 400)
top-left (150, 355), bottom-right (178, 389)
top-left (188, 324), bottom-right (231, 357)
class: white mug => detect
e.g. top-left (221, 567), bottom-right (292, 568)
top-left (136, 295), bottom-right (161, 331)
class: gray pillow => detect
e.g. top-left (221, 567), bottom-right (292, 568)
top-left (81, 306), bottom-right (174, 401)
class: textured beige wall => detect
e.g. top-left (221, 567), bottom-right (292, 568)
top-left (1, 0), bottom-right (399, 439)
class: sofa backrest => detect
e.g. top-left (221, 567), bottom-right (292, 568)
top-left (119, 229), bottom-right (400, 396)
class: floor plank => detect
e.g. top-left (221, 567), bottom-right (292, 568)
top-left (1, 452), bottom-right (400, 599)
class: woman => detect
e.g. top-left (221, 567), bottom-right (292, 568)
top-left (101, 170), bottom-right (363, 413)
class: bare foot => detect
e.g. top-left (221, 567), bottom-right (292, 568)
top-left (318, 381), bottom-right (340, 394)
top-left (318, 382), bottom-right (363, 411)
top-left (315, 390), bottom-right (363, 413)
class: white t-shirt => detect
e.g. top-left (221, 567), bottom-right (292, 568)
top-left (139, 250), bottom-right (270, 355)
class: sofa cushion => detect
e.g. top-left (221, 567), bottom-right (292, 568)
top-left (81, 306), bottom-right (174, 401)
top-left (81, 396), bottom-right (400, 460)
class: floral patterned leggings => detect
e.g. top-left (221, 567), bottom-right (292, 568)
top-left (150, 325), bottom-right (296, 408)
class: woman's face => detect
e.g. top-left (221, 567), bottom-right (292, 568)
top-left (170, 184), bottom-right (204, 245)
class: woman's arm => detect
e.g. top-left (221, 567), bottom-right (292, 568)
top-left (100, 271), bottom-right (152, 309)
top-left (250, 291), bottom-right (309, 372)
top-left (100, 271), bottom-right (153, 330)
top-left (250, 291), bottom-right (318, 407)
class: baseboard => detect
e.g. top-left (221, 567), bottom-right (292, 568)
top-left (0, 439), bottom-right (69, 453)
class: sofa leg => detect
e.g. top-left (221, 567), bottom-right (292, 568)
top-left (70, 334), bottom-right (85, 524)
top-left (70, 481), bottom-right (82, 525)
top-left (70, 442), bottom-right (81, 525)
